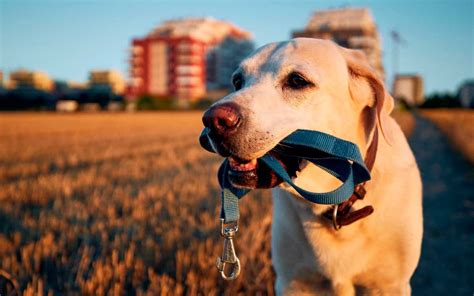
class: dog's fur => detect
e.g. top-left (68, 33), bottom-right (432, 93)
top-left (208, 38), bottom-right (423, 295)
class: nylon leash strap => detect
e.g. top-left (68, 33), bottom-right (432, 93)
top-left (199, 128), bottom-right (371, 280)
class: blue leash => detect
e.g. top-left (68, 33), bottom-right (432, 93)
top-left (200, 127), bottom-right (372, 280)
top-left (200, 128), bottom-right (371, 224)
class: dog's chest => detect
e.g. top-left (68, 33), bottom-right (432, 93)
top-left (275, 191), bottom-right (369, 280)
top-left (301, 219), bottom-right (366, 279)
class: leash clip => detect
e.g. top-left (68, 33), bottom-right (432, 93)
top-left (216, 219), bottom-right (241, 280)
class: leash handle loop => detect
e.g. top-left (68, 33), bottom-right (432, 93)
top-left (260, 154), bottom-right (356, 205)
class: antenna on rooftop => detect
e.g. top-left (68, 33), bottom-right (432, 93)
top-left (390, 30), bottom-right (406, 91)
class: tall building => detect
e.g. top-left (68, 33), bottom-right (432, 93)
top-left (393, 74), bottom-right (424, 106)
top-left (458, 80), bottom-right (474, 108)
top-left (293, 7), bottom-right (384, 79)
top-left (89, 70), bottom-right (126, 94)
top-left (129, 17), bottom-right (254, 102)
top-left (9, 70), bottom-right (54, 91)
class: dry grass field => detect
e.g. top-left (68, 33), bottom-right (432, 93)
top-left (420, 109), bottom-right (474, 164)
top-left (392, 110), bottom-right (416, 137)
top-left (0, 111), bottom-right (413, 295)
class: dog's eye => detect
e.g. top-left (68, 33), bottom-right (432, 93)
top-left (285, 72), bottom-right (312, 90)
top-left (232, 74), bottom-right (243, 91)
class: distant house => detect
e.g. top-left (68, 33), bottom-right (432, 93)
top-left (54, 72), bottom-right (125, 111)
top-left (9, 70), bottom-right (54, 91)
top-left (458, 80), bottom-right (474, 108)
top-left (89, 70), bottom-right (126, 95)
top-left (0, 70), bottom-right (56, 110)
top-left (393, 74), bottom-right (424, 106)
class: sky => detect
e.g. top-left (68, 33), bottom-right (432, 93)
top-left (1, 0), bottom-right (473, 95)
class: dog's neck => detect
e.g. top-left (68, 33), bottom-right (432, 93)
top-left (278, 109), bottom-right (381, 217)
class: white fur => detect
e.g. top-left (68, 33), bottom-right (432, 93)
top-left (212, 38), bottom-right (423, 295)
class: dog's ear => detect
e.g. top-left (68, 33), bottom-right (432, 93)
top-left (338, 46), bottom-right (394, 142)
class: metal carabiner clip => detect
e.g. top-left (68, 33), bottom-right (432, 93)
top-left (216, 219), bottom-right (241, 280)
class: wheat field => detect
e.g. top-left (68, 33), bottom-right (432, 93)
top-left (0, 111), bottom-right (413, 295)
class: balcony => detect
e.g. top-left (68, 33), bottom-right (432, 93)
top-left (176, 43), bottom-right (203, 54)
top-left (175, 76), bottom-right (202, 87)
top-left (175, 65), bottom-right (202, 75)
top-left (174, 54), bottom-right (202, 65)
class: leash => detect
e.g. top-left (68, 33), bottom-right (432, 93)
top-left (322, 126), bottom-right (378, 229)
top-left (199, 128), bottom-right (375, 280)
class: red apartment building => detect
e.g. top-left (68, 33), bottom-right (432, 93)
top-left (129, 18), bottom-right (253, 102)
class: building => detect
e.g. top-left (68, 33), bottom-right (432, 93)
top-left (89, 70), bottom-right (125, 94)
top-left (67, 80), bottom-right (88, 90)
top-left (458, 80), bottom-right (474, 108)
top-left (9, 70), bottom-right (54, 91)
top-left (129, 17), bottom-right (254, 103)
top-left (293, 7), bottom-right (384, 79)
top-left (393, 74), bottom-right (424, 106)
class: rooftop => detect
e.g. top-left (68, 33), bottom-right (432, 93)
top-left (147, 17), bottom-right (252, 44)
top-left (305, 7), bottom-right (376, 32)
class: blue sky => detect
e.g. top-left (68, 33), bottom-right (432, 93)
top-left (1, 0), bottom-right (472, 95)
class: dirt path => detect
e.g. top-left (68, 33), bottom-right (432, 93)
top-left (409, 113), bottom-right (474, 294)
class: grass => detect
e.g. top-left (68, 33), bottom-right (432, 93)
top-left (420, 109), bottom-right (474, 164)
top-left (0, 111), bottom-right (414, 295)
top-left (392, 110), bottom-right (415, 137)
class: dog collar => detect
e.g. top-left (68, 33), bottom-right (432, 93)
top-left (322, 126), bottom-right (378, 229)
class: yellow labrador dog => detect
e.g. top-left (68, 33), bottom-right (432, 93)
top-left (202, 38), bottom-right (422, 295)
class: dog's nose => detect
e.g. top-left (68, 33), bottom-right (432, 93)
top-left (203, 103), bottom-right (241, 136)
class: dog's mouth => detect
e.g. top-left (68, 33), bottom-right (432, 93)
top-left (227, 147), bottom-right (302, 189)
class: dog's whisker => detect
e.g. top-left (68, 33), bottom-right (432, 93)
top-left (276, 143), bottom-right (293, 149)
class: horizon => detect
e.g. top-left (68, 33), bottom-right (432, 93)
top-left (1, 0), bottom-right (473, 96)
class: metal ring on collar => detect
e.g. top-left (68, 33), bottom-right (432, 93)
top-left (332, 204), bottom-right (342, 230)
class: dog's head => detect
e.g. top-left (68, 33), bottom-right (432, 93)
top-left (202, 38), bottom-right (393, 189)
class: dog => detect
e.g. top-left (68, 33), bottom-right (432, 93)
top-left (202, 38), bottom-right (423, 295)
